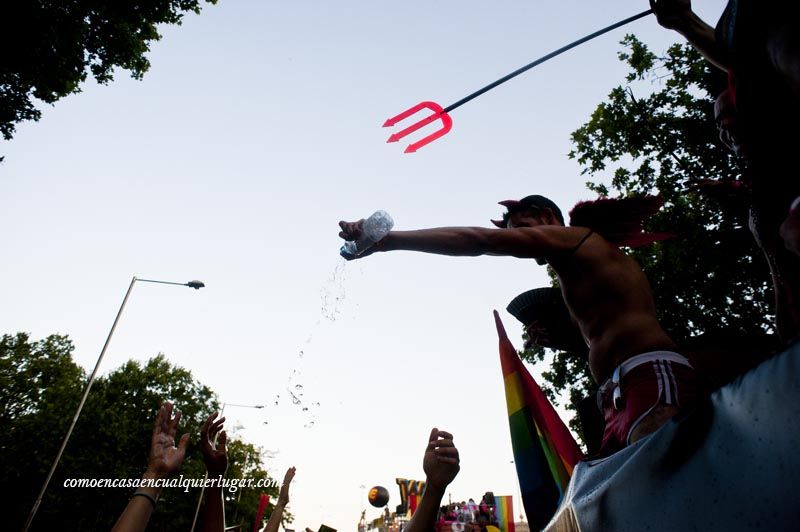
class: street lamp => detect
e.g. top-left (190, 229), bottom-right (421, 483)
top-left (23, 276), bottom-right (204, 532)
top-left (190, 401), bottom-right (264, 532)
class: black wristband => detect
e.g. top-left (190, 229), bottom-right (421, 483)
top-left (131, 490), bottom-right (158, 509)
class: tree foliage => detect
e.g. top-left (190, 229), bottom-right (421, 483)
top-left (520, 36), bottom-right (773, 439)
top-left (0, 0), bottom-right (217, 142)
top-left (1, 332), bottom-right (283, 531)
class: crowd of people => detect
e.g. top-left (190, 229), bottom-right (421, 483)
top-left (436, 497), bottom-right (501, 532)
top-left (110, 403), bottom-right (295, 532)
top-left (339, 0), bottom-right (800, 530)
top-left (55, 1), bottom-right (800, 530)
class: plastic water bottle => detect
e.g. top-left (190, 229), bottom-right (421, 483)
top-left (340, 210), bottom-right (394, 258)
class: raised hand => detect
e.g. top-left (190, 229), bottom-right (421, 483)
top-left (423, 428), bottom-right (460, 491)
top-left (265, 467), bottom-right (297, 532)
top-left (200, 412), bottom-right (228, 477)
top-left (146, 402), bottom-right (190, 479)
top-left (112, 403), bottom-right (188, 532)
top-left (338, 219), bottom-right (365, 242)
top-left (650, 0), bottom-right (693, 30)
top-left (278, 466), bottom-right (296, 505)
top-left (338, 219), bottom-right (382, 260)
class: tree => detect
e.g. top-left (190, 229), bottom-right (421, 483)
top-left (1, 332), bottom-right (281, 531)
top-left (0, 0), bottom-right (217, 144)
top-left (520, 36), bottom-right (774, 440)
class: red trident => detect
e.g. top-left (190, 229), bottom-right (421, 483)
top-left (384, 9), bottom-right (653, 153)
top-left (384, 102), bottom-right (453, 154)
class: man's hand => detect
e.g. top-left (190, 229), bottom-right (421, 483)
top-left (339, 219), bottom-right (365, 242)
top-left (278, 466), bottom-right (296, 505)
top-left (200, 412), bottom-right (228, 477)
top-left (338, 219), bottom-right (380, 260)
top-left (146, 402), bottom-right (189, 479)
top-left (650, 0), bottom-right (693, 31)
top-left (423, 428), bottom-right (460, 491)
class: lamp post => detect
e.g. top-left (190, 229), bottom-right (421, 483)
top-left (190, 401), bottom-right (264, 532)
top-left (23, 276), bottom-right (204, 532)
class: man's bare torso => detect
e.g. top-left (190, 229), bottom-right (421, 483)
top-left (544, 227), bottom-right (677, 383)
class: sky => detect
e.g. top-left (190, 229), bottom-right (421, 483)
top-left (1, 1), bottom-right (728, 530)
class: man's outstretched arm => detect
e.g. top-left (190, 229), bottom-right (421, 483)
top-left (339, 222), bottom-right (578, 260)
top-left (405, 428), bottom-right (460, 532)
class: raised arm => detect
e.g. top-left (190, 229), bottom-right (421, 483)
top-left (199, 412), bottom-right (228, 532)
top-left (263, 467), bottom-right (296, 532)
top-left (112, 402), bottom-right (189, 532)
top-left (650, 0), bottom-right (730, 71)
top-left (339, 221), bottom-right (578, 260)
top-left (405, 428), bottom-right (460, 532)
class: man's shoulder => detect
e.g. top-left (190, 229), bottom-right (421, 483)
top-left (533, 225), bottom-right (609, 248)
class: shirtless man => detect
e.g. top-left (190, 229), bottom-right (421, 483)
top-left (339, 195), bottom-right (696, 454)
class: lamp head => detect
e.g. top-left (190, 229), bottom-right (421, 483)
top-left (186, 280), bottom-right (205, 290)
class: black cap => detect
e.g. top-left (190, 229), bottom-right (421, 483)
top-left (491, 195), bottom-right (565, 227)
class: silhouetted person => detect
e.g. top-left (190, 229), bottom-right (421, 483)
top-left (404, 429), bottom-right (460, 532)
top-left (655, 0), bottom-right (800, 341)
top-left (340, 195), bottom-right (695, 455)
top-left (112, 402), bottom-right (189, 532)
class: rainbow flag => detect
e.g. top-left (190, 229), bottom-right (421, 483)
top-left (494, 495), bottom-right (515, 532)
top-left (494, 311), bottom-right (584, 530)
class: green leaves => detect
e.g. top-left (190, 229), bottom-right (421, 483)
top-left (618, 34), bottom-right (657, 82)
top-left (0, 0), bottom-right (217, 141)
top-left (1, 332), bottom-right (277, 531)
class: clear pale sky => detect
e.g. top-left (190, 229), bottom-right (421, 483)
top-left (1, 1), bottom-right (727, 530)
